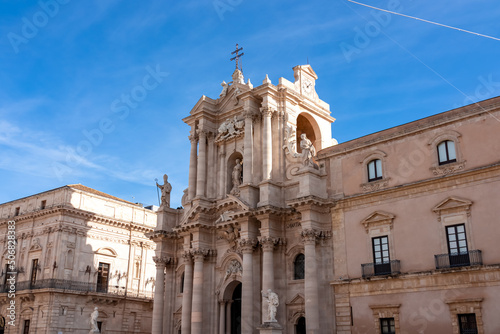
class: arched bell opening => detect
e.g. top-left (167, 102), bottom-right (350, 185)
top-left (227, 152), bottom-right (243, 194)
top-left (296, 113), bottom-right (321, 153)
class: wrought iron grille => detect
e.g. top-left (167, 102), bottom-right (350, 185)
top-left (361, 260), bottom-right (400, 278)
top-left (434, 250), bottom-right (482, 269)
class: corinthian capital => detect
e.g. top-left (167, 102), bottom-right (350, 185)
top-left (258, 236), bottom-right (277, 251)
top-left (260, 107), bottom-right (275, 117)
top-left (301, 229), bottom-right (319, 244)
top-left (238, 238), bottom-right (257, 254)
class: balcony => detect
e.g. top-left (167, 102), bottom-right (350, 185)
top-left (361, 260), bottom-right (401, 278)
top-left (0, 279), bottom-right (153, 299)
top-left (434, 250), bottom-right (482, 269)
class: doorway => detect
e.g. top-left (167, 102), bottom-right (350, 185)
top-left (231, 283), bottom-right (242, 334)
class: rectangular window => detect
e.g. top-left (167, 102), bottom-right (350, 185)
top-left (446, 224), bottom-right (470, 267)
top-left (14, 207), bottom-right (20, 216)
top-left (23, 320), bottom-right (30, 334)
top-left (30, 259), bottom-right (38, 287)
top-left (458, 313), bottom-right (478, 334)
top-left (372, 236), bottom-right (391, 275)
top-left (380, 317), bottom-right (395, 334)
top-left (97, 262), bottom-right (110, 293)
top-left (40, 200), bottom-right (46, 209)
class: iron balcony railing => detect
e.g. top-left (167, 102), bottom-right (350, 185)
top-left (435, 250), bottom-right (482, 269)
top-left (361, 260), bottom-right (401, 278)
top-left (0, 279), bottom-right (153, 299)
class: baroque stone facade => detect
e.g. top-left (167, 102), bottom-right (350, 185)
top-left (0, 184), bottom-right (157, 334)
top-left (151, 64), bottom-right (500, 334)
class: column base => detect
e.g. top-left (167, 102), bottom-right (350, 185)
top-left (257, 322), bottom-right (283, 334)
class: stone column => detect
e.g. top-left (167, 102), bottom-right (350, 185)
top-left (243, 111), bottom-right (254, 184)
top-left (163, 259), bottom-right (174, 334)
top-left (302, 229), bottom-right (320, 333)
top-left (191, 249), bottom-right (207, 334)
top-left (240, 239), bottom-right (256, 333)
top-left (181, 252), bottom-right (193, 334)
top-left (261, 107), bottom-right (273, 180)
top-left (188, 134), bottom-right (198, 200)
top-left (196, 129), bottom-right (207, 198)
top-left (219, 301), bottom-right (226, 334)
top-left (152, 257), bottom-right (165, 334)
top-left (207, 133), bottom-right (215, 198)
top-left (219, 144), bottom-right (226, 198)
top-left (226, 301), bottom-right (233, 334)
top-left (259, 237), bottom-right (276, 322)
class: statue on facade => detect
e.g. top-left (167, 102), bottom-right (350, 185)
top-left (262, 289), bottom-right (279, 322)
top-left (89, 307), bottom-right (100, 333)
top-left (219, 80), bottom-right (229, 98)
top-left (230, 159), bottom-right (243, 195)
top-left (156, 174), bottom-right (172, 208)
top-left (300, 133), bottom-right (317, 168)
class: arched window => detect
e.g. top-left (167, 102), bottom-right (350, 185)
top-left (293, 254), bottom-right (305, 280)
top-left (180, 272), bottom-right (185, 293)
top-left (367, 159), bottom-right (383, 181)
top-left (134, 261), bottom-right (140, 279)
top-left (295, 316), bottom-right (306, 334)
top-left (437, 140), bottom-right (456, 165)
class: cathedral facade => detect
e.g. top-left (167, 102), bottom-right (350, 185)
top-left (151, 64), bottom-right (500, 334)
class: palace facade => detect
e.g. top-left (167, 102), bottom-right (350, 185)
top-left (151, 65), bottom-right (500, 334)
top-left (0, 184), bottom-right (157, 334)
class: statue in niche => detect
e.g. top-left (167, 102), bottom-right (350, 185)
top-left (230, 159), bottom-right (243, 195)
top-left (262, 289), bottom-right (279, 323)
top-left (89, 307), bottom-right (100, 333)
top-left (219, 80), bottom-right (229, 98)
top-left (156, 174), bottom-right (172, 208)
top-left (300, 134), bottom-right (318, 168)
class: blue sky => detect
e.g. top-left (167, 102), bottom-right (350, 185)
top-left (1, 0), bottom-right (500, 208)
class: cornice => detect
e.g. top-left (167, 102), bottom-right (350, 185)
top-left (0, 205), bottom-right (155, 234)
top-left (337, 162), bottom-right (500, 210)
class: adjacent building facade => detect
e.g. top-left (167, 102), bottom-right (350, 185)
top-left (0, 184), bottom-right (157, 334)
top-left (151, 64), bottom-right (500, 334)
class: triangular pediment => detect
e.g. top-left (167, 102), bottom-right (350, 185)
top-left (287, 294), bottom-right (305, 305)
top-left (361, 211), bottom-right (395, 232)
top-left (433, 197), bottom-right (472, 213)
top-left (293, 64), bottom-right (318, 80)
top-left (362, 211), bottom-right (395, 224)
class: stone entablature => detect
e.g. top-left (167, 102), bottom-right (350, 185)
top-left (0, 184), bottom-right (156, 227)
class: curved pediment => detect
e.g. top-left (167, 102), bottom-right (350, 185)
top-left (95, 247), bottom-right (117, 257)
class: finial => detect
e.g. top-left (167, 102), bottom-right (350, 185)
top-left (263, 74), bottom-right (271, 84)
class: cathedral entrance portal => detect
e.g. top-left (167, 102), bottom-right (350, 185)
top-left (220, 281), bottom-right (242, 334)
top-left (231, 283), bottom-right (242, 334)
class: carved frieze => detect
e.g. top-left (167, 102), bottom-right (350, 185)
top-left (215, 116), bottom-right (245, 143)
top-left (430, 161), bottom-right (466, 176)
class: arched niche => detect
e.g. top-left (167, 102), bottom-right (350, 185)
top-left (296, 113), bottom-right (321, 153)
top-left (227, 151), bottom-right (243, 194)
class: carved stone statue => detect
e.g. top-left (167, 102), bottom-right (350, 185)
top-left (230, 159), bottom-right (242, 195)
top-left (300, 133), bottom-right (317, 168)
top-left (89, 307), bottom-right (99, 333)
top-left (219, 80), bottom-right (229, 98)
top-left (156, 174), bottom-right (172, 208)
top-left (223, 259), bottom-right (242, 281)
top-left (262, 289), bottom-right (279, 322)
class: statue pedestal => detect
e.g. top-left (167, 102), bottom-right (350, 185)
top-left (258, 322), bottom-right (283, 334)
